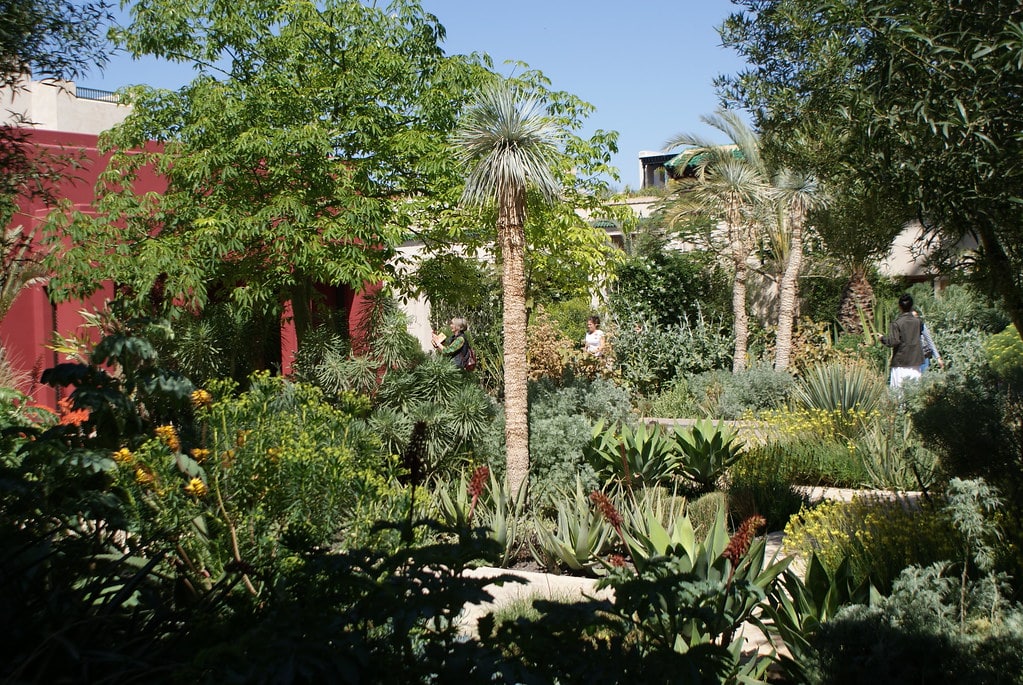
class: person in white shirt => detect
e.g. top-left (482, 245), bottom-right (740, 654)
top-left (583, 315), bottom-right (606, 357)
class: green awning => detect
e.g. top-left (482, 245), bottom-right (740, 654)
top-left (665, 146), bottom-right (744, 175)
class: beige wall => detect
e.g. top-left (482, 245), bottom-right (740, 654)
top-left (1, 78), bottom-right (130, 134)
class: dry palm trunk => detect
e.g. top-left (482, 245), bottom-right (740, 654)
top-left (837, 265), bottom-right (874, 335)
top-left (500, 184), bottom-right (530, 497)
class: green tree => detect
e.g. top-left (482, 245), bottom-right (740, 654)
top-left (662, 110), bottom-right (774, 373)
top-left (0, 0), bottom-right (110, 88)
top-left (43, 0), bottom-right (484, 344)
top-left (452, 81), bottom-right (563, 495)
top-left (719, 0), bottom-right (1023, 340)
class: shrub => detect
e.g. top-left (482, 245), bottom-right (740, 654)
top-left (526, 305), bottom-right (575, 381)
top-left (727, 443), bottom-right (809, 532)
top-left (805, 480), bottom-right (1023, 685)
top-left (909, 364), bottom-right (1023, 485)
top-left (984, 324), bottom-right (1023, 376)
top-left (783, 494), bottom-right (957, 592)
top-left (528, 411), bottom-right (599, 507)
top-left (684, 365), bottom-right (793, 420)
top-left (609, 248), bottom-right (732, 329)
top-left (611, 313), bottom-right (733, 396)
top-left (644, 379), bottom-right (697, 418)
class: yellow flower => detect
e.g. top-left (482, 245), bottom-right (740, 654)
top-left (184, 477), bottom-right (207, 497)
top-left (134, 466), bottom-right (156, 486)
top-left (235, 430), bottom-right (251, 447)
top-left (155, 425), bottom-right (181, 452)
top-left (190, 389), bottom-right (213, 409)
top-left (113, 447), bottom-right (134, 465)
top-left (190, 448), bottom-right (211, 463)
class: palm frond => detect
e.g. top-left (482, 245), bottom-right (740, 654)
top-left (453, 82), bottom-right (563, 206)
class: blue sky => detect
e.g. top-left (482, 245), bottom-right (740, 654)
top-left (83, 0), bottom-right (747, 190)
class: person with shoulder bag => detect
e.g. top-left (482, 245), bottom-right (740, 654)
top-left (432, 317), bottom-right (476, 370)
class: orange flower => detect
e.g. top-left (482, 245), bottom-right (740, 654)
top-left (57, 397), bottom-right (90, 427)
top-left (155, 425), bottom-right (181, 452)
top-left (722, 515), bottom-right (767, 567)
top-left (190, 448), bottom-right (211, 463)
top-left (190, 389), bottom-right (213, 409)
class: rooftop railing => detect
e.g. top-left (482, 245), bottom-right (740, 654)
top-left (75, 87), bottom-right (120, 103)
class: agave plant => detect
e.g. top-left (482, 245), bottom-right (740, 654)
top-left (762, 553), bottom-right (880, 682)
top-left (530, 477), bottom-right (613, 575)
top-left (617, 486), bottom-right (694, 573)
top-left (600, 503), bottom-right (790, 660)
top-left (673, 419), bottom-right (744, 493)
top-left (476, 468), bottom-right (528, 568)
top-left (433, 467), bottom-right (527, 568)
top-left (584, 419), bottom-right (680, 487)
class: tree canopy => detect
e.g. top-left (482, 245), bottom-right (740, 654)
top-left (719, 0), bottom-right (1023, 337)
top-left (44, 0), bottom-right (486, 337)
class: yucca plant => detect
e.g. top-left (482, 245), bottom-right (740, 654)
top-left (673, 420), bottom-right (744, 493)
top-left (584, 419), bottom-right (680, 487)
top-left (856, 412), bottom-right (940, 491)
top-left (530, 477), bottom-right (613, 575)
top-left (791, 361), bottom-right (887, 439)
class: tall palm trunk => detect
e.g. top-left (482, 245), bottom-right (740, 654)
top-left (727, 200), bottom-right (749, 373)
top-left (774, 206), bottom-right (805, 370)
top-left (500, 184), bottom-right (530, 495)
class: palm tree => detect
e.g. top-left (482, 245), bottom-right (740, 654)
top-left (772, 168), bottom-right (822, 370)
top-left (663, 110), bottom-right (773, 373)
top-left (452, 82), bottom-right (562, 495)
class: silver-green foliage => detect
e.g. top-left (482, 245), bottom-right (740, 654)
top-left (792, 361), bottom-right (887, 418)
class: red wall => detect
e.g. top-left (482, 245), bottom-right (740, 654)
top-left (3, 128), bottom-right (382, 404)
top-left (1, 129), bottom-right (150, 407)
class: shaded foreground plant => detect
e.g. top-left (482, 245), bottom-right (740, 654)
top-left (530, 477), bottom-right (613, 575)
top-left (433, 465), bottom-right (527, 568)
top-left (491, 504), bottom-right (788, 683)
